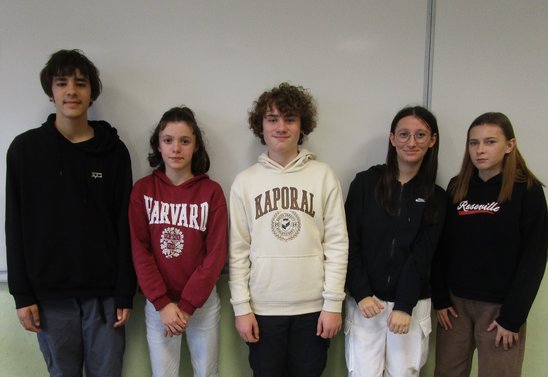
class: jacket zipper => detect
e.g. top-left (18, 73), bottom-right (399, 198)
top-left (387, 184), bottom-right (405, 287)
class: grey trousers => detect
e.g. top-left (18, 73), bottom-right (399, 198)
top-left (37, 297), bottom-right (125, 377)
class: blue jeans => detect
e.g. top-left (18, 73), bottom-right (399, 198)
top-left (248, 311), bottom-right (329, 377)
top-left (37, 297), bottom-right (125, 377)
top-left (145, 288), bottom-right (221, 377)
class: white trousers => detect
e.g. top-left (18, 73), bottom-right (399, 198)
top-left (344, 296), bottom-right (432, 377)
top-left (145, 288), bottom-right (221, 377)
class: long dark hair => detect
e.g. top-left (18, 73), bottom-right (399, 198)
top-left (376, 106), bottom-right (440, 223)
top-left (148, 106), bottom-right (210, 174)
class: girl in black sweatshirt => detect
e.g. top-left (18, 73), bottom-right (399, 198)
top-left (431, 112), bottom-right (547, 377)
top-left (345, 106), bottom-right (446, 376)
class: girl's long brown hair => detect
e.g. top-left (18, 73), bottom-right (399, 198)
top-left (450, 112), bottom-right (543, 203)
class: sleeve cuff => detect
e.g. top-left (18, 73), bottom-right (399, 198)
top-left (322, 299), bottom-right (343, 313)
top-left (393, 301), bottom-right (414, 316)
top-left (496, 316), bottom-right (522, 333)
top-left (152, 295), bottom-right (172, 311)
top-left (232, 302), bottom-right (253, 316)
top-left (179, 299), bottom-right (196, 316)
top-left (14, 294), bottom-right (37, 309)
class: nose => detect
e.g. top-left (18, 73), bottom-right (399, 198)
top-left (407, 134), bottom-right (418, 146)
top-left (66, 80), bottom-right (77, 95)
top-left (277, 118), bottom-right (291, 131)
top-left (172, 140), bottom-right (182, 151)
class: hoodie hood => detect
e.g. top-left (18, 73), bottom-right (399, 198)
top-left (42, 113), bottom-right (120, 154)
top-left (471, 169), bottom-right (503, 186)
top-left (40, 114), bottom-right (126, 203)
top-left (258, 148), bottom-right (316, 173)
top-left (153, 169), bottom-right (210, 188)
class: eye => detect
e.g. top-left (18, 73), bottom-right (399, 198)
top-left (162, 137), bottom-right (172, 144)
top-left (265, 115), bottom-right (279, 123)
top-left (285, 116), bottom-right (297, 123)
top-left (416, 131), bottom-right (428, 140)
top-left (469, 140), bottom-right (478, 146)
top-left (397, 131), bottom-right (410, 138)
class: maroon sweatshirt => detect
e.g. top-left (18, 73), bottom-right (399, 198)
top-left (130, 170), bottom-right (228, 315)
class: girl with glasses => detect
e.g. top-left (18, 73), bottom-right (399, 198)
top-left (345, 106), bottom-right (446, 376)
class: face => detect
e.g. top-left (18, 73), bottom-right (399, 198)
top-left (389, 115), bottom-right (436, 167)
top-left (51, 69), bottom-right (92, 121)
top-left (262, 104), bottom-right (301, 164)
top-left (468, 123), bottom-right (515, 181)
top-left (158, 121), bottom-right (197, 178)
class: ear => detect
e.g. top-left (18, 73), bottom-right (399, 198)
top-left (389, 132), bottom-right (396, 147)
top-left (428, 133), bottom-right (437, 148)
top-left (505, 138), bottom-right (516, 154)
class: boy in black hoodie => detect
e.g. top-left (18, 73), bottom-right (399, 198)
top-left (5, 49), bottom-right (135, 377)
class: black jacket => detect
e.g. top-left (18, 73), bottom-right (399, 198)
top-left (6, 114), bottom-right (136, 309)
top-left (431, 172), bottom-right (547, 332)
top-left (345, 165), bottom-right (446, 314)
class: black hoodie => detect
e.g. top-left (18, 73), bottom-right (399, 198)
top-left (6, 114), bottom-right (136, 309)
top-left (431, 172), bottom-right (547, 332)
top-left (345, 165), bottom-right (446, 314)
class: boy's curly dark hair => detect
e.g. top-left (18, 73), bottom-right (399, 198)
top-left (248, 82), bottom-right (317, 145)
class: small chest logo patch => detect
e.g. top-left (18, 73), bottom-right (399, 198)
top-left (160, 227), bottom-right (184, 258)
top-left (91, 172), bottom-right (103, 179)
top-left (271, 210), bottom-right (301, 242)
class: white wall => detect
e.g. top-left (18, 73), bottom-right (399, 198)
top-left (432, 0), bottom-right (547, 186)
top-left (1, 1), bottom-right (547, 375)
top-left (0, 0), bottom-right (429, 274)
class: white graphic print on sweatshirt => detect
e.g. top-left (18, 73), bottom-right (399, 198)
top-left (143, 195), bottom-right (209, 259)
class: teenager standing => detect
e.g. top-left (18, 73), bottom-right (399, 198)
top-left (431, 112), bottom-right (547, 377)
top-left (6, 49), bottom-right (135, 377)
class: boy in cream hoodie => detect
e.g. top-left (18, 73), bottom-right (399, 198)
top-left (229, 82), bottom-right (348, 377)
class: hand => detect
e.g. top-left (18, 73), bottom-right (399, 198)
top-left (487, 320), bottom-right (519, 351)
top-left (387, 310), bottom-right (411, 334)
top-left (316, 310), bottom-right (342, 339)
top-left (159, 303), bottom-right (188, 337)
top-left (358, 296), bottom-right (384, 318)
top-left (17, 305), bottom-right (41, 333)
top-left (235, 313), bottom-right (260, 343)
top-left (114, 308), bottom-right (132, 328)
top-left (436, 306), bottom-right (458, 330)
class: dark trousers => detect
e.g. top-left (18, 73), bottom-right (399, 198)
top-left (37, 297), bottom-right (125, 377)
top-left (248, 312), bottom-right (329, 377)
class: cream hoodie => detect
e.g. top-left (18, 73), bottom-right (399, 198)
top-left (229, 149), bottom-right (348, 316)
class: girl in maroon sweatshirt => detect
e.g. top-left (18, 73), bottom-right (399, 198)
top-left (129, 106), bottom-right (228, 377)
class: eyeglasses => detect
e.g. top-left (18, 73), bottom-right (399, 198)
top-left (394, 130), bottom-right (432, 144)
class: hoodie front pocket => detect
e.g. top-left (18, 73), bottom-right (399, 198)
top-left (249, 254), bottom-right (324, 304)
